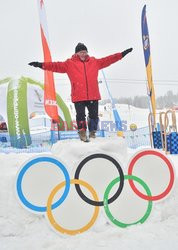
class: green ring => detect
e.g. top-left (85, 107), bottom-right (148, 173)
top-left (104, 175), bottom-right (152, 228)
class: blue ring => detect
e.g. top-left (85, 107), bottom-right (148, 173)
top-left (16, 156), bottom-right (70, 212)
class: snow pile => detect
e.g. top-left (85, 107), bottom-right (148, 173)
top-left (0, 138), bottom-right (178, 250)
top-left (51, 137), bottom-right (128, 168)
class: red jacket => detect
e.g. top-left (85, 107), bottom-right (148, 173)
top-left (42, 53), bottom-right (123, 102)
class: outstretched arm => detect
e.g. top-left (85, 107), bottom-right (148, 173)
top-left (28, 61), bottom-right (68, 73)
top-left (96, 48), bottom-right (133, 70)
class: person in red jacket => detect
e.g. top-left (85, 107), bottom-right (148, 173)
top-left (29, 43), bottom-right (133, 142)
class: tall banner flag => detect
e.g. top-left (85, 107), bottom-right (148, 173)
top-left (141, 5), bottom-right (156, 128)
top-left (37, 0), bottom-right (59, 122)
top-left (7, 79), bottom-right (32, 148)
top-left (101, 70), bottom-right (123, 136)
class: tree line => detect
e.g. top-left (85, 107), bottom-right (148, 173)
top-left (100, 90), bottom-right (178, 109)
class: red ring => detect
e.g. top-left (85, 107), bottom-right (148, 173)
top-left (128, 150), bottom-right (175, 201)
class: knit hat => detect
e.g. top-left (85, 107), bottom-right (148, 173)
top-left (75, 43), bottom-right (88, 53)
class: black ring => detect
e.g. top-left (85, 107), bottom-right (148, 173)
top-left (74, 153), bottom-right (124, 206)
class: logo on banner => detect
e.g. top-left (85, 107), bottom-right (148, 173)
top-left (15, 150), bottom-right (175, 235)
top-left (143, 35), bottom-right (150, 50)
top-left (45, 99), bottom-right (57, 106)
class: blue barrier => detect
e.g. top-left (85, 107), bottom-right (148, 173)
top-left (0, 132), bottom-right (9, 142)
top-left (0, 127), bottom-right (151, 153)
top-left (124, 126), bottom-right (150, 149)
top-left (58, 130), bottom-right (105, 140)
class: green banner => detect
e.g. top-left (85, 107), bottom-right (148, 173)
top-left (7, 78), bottom-right (31, 148)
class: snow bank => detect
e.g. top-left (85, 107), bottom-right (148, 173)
top-left (51, 137), bottom-right (128, 169)
top-left (0, 139), bottom-right (178, 250)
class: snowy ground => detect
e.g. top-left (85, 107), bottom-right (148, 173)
top-left (0, 137), bottom-right (178, 250)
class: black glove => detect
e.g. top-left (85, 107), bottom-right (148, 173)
top-left (122, 48), bottom-right (133, 58)
top-left (28, 62), bottom-right (42, 68)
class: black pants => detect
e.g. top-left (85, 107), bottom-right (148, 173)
top-left (74, 100), bottom-right (99, 131)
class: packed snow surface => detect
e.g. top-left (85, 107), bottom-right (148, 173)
top-left (0, 137), bottom-right (178, 250)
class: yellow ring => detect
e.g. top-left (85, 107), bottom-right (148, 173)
top-left (46, 179), bottom-right (99, 235)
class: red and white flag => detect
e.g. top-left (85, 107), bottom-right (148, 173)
top-left (37, 0), bottom-right (59, 122)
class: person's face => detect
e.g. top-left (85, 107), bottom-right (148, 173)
top-left (77, 50), bottom-right (88, 61)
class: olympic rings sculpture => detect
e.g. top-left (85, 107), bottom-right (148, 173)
top-left (15, 149), bottom-right (175, 235)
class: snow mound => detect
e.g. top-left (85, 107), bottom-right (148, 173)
top-left (51, 137), bottom-right (128, 169)
top-left (0, 140), bottom-right (178, 250)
